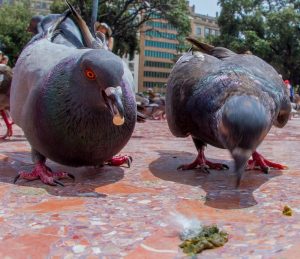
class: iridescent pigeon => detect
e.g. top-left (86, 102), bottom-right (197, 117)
top-left (166, 37), bottom-right (291, 186)
top-left (10, 1), bottom-right (136, 186)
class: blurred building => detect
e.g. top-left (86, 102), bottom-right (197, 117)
top-left (30, 0), bottom-right (53, 14)
top-left (189, 5), bottom-right (220, 39)
top-left (137, 5), bottom-right (220, 93)
top-left (0, 0), bottom-right (13, 4)
top-left (138, 13), bottom-right (178, 93)
top-left (0, 0), bottom-right (53, 14)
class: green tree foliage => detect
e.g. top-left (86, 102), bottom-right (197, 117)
top-left (214, 0), bottom-right (300, 84)
top-left (50, 0), bottom-right (191, 60)
top-left (0, 2), bottom-right (32, 65)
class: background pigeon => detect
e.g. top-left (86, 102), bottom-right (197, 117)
top-left (10, 2), bottom-right (136, 186)
top-left (135, 91), bottom-right (166, 121)
top-left (166, 37), bottom-right (291, 186)
top-left (0, 64), bottom-right (13, 139)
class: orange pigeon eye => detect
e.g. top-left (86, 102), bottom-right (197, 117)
top-left (85, 68), bottom-right (96, 80)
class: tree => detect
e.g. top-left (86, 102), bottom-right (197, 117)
top-left (50, 0), bottom-right (191, 60)
top-left (0, 2), bottom-right (32, 65)
top-left (214, 0), bottom-right (300, 85)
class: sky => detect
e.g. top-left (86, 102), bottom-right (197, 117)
top-left (188, 0), bottom-right (221, 17)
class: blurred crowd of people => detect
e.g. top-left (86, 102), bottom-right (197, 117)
top-left (0, 51), bottom-right (9, 66)
top-left (283, 79), bottom-right (300, 117)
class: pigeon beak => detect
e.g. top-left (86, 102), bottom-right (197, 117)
top-left (103, 86), bottom-right (125, 126)
top-left (231, 148), bottom-right (252, 188)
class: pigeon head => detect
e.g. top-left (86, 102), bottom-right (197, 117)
top-left (219, 95), bottom-right (270, 186)
top-left (70, 49), bottom-right (126, 126)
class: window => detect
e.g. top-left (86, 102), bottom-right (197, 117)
top-left (144, 61), bottom-right (173, 69)
top-left (145, 31), bottom-right (177, 40)
top-left (144, 50), bottom-right (175, 59)
top-left (146, 21), bottom-right (176, 31)
top-left (143, 82), bottom-right (166, 88)
top-left (195, 26), bottom-right (201, 36)
top-left (205, 28), bottom-right (210, 36)
top-left (145, 40), bottom-right (178, 50)
top-left (149, 13), bottom-right (162, 19)
top-left (144, 71), bottom-right (170, 78)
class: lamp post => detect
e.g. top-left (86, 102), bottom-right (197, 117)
top-left (91, 0), bottom-right (99, 29)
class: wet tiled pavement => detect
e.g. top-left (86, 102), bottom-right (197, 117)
top-left (0, 118), bottom-right (300, 258)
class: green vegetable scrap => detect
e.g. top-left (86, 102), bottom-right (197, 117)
top-left (179, 225), bottom-right (228, 255)
top-left (282, 205), bottom-right (292, 216)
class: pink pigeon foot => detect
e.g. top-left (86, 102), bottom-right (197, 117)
top-left (247, 151), bottom-right (288, 174)
top-left (14, 162), bottom-right (74, 186)
top-left (106, 155), bottom-right (133, 167)
top-left (178, 148), bottom-right (229, 172)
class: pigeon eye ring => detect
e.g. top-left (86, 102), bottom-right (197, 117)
top-left (84, 68), bottom-right (96, 80)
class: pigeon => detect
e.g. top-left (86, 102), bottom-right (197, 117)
top-left (135, 91), bottom-right (166, 121)
top-left (166, 37), bottom-right (291, 186)
top-left (0, 64), bottom-right (13, 139)
top-left (10, 1), bottom-right (136, 186)
top-left (148, 91), bottom-right (166, 120)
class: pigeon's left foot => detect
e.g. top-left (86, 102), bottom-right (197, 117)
top-left (14, 162), bottom-right (75, 186)
top-left (178, 149), bottom-right (229, 172)
top-left (247, 151), bottom-right (288, 174)
top-left (106, 155), bottom-right (133, 168)
top-left (0, 110), bottom-right (13, 139)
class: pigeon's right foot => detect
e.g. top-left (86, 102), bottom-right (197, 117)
top-left (14, 162), bottom-right (75, 186)
top-left (178, 149), bottom-right (229, 172)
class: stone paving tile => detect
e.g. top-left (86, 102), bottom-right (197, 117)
top-left (0, 118), bottom-right (300, 258)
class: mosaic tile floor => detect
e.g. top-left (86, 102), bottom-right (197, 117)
top-left (0, 118), bottom-right (300, 258)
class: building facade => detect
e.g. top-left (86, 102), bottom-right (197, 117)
top-left (30, 0), bottom-right (53, 14)
top-left (189, 5), bottom-right (220, 39)
top-left (137, 6), bottom-right (220, 93)
top-left (138, 13), bottom-right (178, 93)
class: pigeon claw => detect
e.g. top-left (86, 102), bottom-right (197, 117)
top-left (222, 164), bottom-right (230, 170)
top-left (262, 166), bottom-right (270, 174)
top-left (200, 165), bottom-right (210, 174)
top-left (13, 162), bottom-right (72, 186)
top-left (53, 179), bottom-right (65, 187)
top-left (13, 174), bottom-right (20, 184)
top-left (0, 126), bottom-right (13, 140)
top-left (67, 173), bottom-right (75, 181)
top-left (106, 155), bottom-right (133, 168)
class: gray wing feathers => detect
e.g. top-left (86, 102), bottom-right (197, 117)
top-left (10, 40), bottom-right (87, 126)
